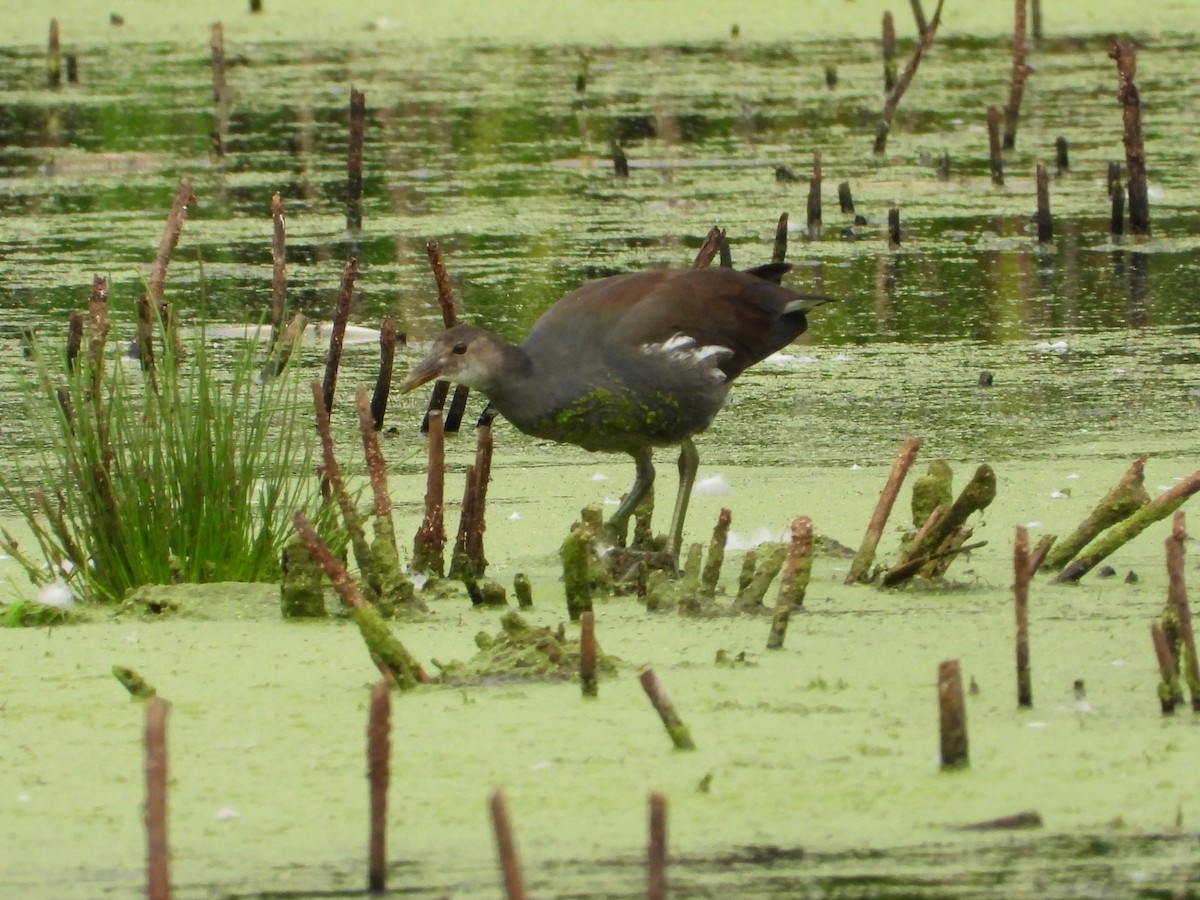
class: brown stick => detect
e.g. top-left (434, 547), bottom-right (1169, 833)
top-left (1003, 0), bottom-right (1030, 149)
top-left (700, 507), bottom-right (732, 595)
top-left (1027, 533), bottom-right (1055, 574)
top-left (771, 212), bottom-right (788, 264)
top-left (464, 423), bottom-right (494, 575)
top-left (423, 239), bottom-right (469, 432)
top-left (987, 106), bottom-right (1004, 186)
top-left (888, 464), bottom-right (996, 585)
top-left (768, 517), bottom-right (814, 650)
top-left (881, 11), bottom-right (897, 92)
top-left (425, 238), bottom-right (458, 328)
top-left (1014, 526), bottom-right (1032, 708)
top-left (1150, 623), bottom-right (1179, 715)
top-left (580, 610), bottom-right (597, 698)
top-left (209, 21), bottom-right (229, 106)
top-left (367, 680), bottom-right (390, 893)
top-left (490, 789), bottom-right (526, 900)
top-left (647, 792), bottom-right (667, 900)
top-left (322, 256), bottom-right (358, 414)
top-left (938, 659), bottom-right (969, 769)
top-left (639, 669), bottom-right (696, 750)
top-left (347, 87), bottom-right (365, 231)
top-left (1044, 456), bottom-right (1148, 570)
top-left (692, 226), bottom-right (725, 269)
top-left (451, 464), bottom-right (478, 580)
top-left (909, 0), bottom-right (928, 34)
top-left (846, 436), bottom-right (922, 583)
top-left (1055, 136), bottom-right (1070, 173)
top-left (144, 697), bottom-right (171, 900)
top-left (806, 152), bottom-right (822, 239)
top-left (270, 192), bottom-right (287, 345)
top-left (1166, 512), bottom-right (1200, 710)
top-left (413, 409), bottom-right (447, 576)
top-left (1053, 467), bottom-right (1200, 583)
top-left (873, 0), bottom-right (944, 154)
top-left (135, 294), bottom-right (158, 387)
top-left (887, 207), bottom-right (901, 246)
top-left (370, 316), bottom-right (397, 430)
top-left (838, 182), bottom-right (855, 214)
top-left (1110, 40), bottom-right (1149, 235)
top-left (1035, 163), bottom-right (1053, 243)
top-left (47, 19), bottom-right (61, 88)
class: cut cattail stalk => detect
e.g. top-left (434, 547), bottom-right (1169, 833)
top-left (1054, 469), bottom-right (1200, 583)
top-left (639, 669), bottom-right (696, 750)
top-left (718, 236), bottom-right (732, 268)
top-left (612, 141), bottom-right (630, 177)
top-left (580, 610), bottom-right (598, 697)
top-left (847, 436), bottom-right (922, 583)
top-left (270, 192), bottom-right (287, 346)
top-left (1055, 136), bottom-right (1069, 173)
top-left (1044, 456), bottom-right (1148, 571)
top-left (692, 226), bottom-right (725, 269)
top-left (938, 659), bottom-right (969, 769)
top-left (824, 65), bottom-right (838, 88)
top-left (838, 181), bottom-right (855, 214)
top-left (910, 0), bottom-right (928, 34)
top-left (321, 256), bottom-right (358, 414)
top-left (144, 697), bottom-right (170, 900)
top-left (888, 208), bottom-right (901, 246)
top-left (734, 542), bottom-right (787, 610)
top-left (772, 213), bottom-right (789, 264)
top-left (881, 12), bottom-right (897, 92)
top-left (370, 316), bottom-right (397, 430)
top-left (1110, 39), bottom-right (1149, 235)
top-left (1150, 623), bottom-right (1179, 715)
top-left (367, 681), bottom-right (390, 893)
top-left (148, 179), bottom-right (196, 352)
top-left (490, 789), bottom-right (526, 900)
top-left (513, 573), bottom-right (533, 608)
top-left (806, 152), bottom-right (822, 239)
top-left (987, 106), bottom-right (1004, 186)
top-left (412, 409), bottom-right (447, 576)
top-left (1035, 163), bottom-right (1053, 243)
top-left (648, 792), bottom-right (667, 900)
top-left (768, 517), bottom-right (814, 650)
top-left (1014, 526), bottom-right (1032, 707)
top-left (1111, 175), bottom-right (1126, 236)
top-left (86, 274), bottom-right (110, 383)
top-left (1003, 0), bottom-right (1030, 149)
top-left (874, 0), bottom-right (944, 154)
top-left (1166, 512), bottom-right (1200, 709)
top-left (135, 294), bottom-right (158, 383)
top-left (47, 19), bottom-right (62, 88)
top-left (700, 508), bottom-right (732, 596)
top-left (66, 310), bottom-right (84, 372)
top-left (347, 87), bottom-right (366, 231)
top-left (1027, 534), bottom-right (1056, 574)
top-left (451, 424), bottom-right (494, 580)
top-left (422, 239), bottom-right (470, 433)
top-left (66, 53), bottom-right (78, 84)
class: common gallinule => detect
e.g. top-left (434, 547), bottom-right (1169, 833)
top-left (400, 262), bottom-right (832, 555)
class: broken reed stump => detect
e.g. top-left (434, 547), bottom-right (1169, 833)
top-left (986, 106), bottom-right (1005, 186)
top-left (370, 316), bottom-right (397, 430)
top-left (1150, 622), bottom-right (1181, 714)
top-left (938, 659), bottom-right (969, 769)
top-left (580, 610), bottom-right (598, 697)
top-left (692, 226), bottom-right (725, 269)
top-left (888, 208), bottom-right (901, 247)
top-left (1035, 163), bottom-right (1053, 243)
top-left (767, 516), bottom-right (814, 650)
top-left (66, 309), bottom-right (84, 372)
top-left (135, 294), bottom-right (158, 384)
top-left (367, 680), bottom-right (390, 894)
top-left (909, 0), bottom-right (928, 34)
top-left (1027, 533), bottom-right (1056, 574)
top-left (1014, 526), bottom-right (1032, 708)
top-left (269, 192), bottom-right (287, 346)
top-left (1110, 39), bottom-right (1149, 236)
top-left (321, 256), bottom-right (358, 414)
top-left (734, 542), bottom-right (787, 611)
top-left (1044, 456), bottom-right (1148, 570)
top-left (422, 238), bottom-right (471, 433)
top-left (718, 236), bottom-right (733, 268)
top-left (148, 178), bottom-right (196, 351)
top-left (1111, 173), bottom-right (1126, 236)
top-left (1055, 136), bottom-right (1070, 173)
top-left (648, 792), bottom-right (668, 900)
top-left (293, 512), bottom-right (426, 689)
top-left (1053, 469), bottom-right (1200, 583)
top-left (209, 22), bottom-right (229, 155)
top-left (450, 422), bottom-right (494, 580)
top-left (806, 152), bottom-right (822, 239)
top-left (347, 87), bottom-right (366, 231)
top-left (612, 141), bottom-right (630, 177)
top-left (47, 19), bottom-right (62, 88)
top-left (145, 696), bottom-right (170, 900)
top-left (513, 573), bottom-right (533, 608)
top-left (65, 53), bottom-right (78, 84)
top-left (846, 436), bottom-right (922, 584)
top-left (412, 409), bottom-right (447, 577)
top-left (700, 508), bottom-right (732, 596)
top-left (911, 459), bottom-right (952, 527)
top-left (771, 213), bottom-right (789, 264)
top-left (490, 789), bottom-right (527, 900)
top-left (874, 0), bottom-right (944, 155)
top-left (639, 668), bottom-right (696, 750)
top-left (560, 506), bottom-right (610, 619)
top-left (838, 181), bottom-right (855, 214)
top-left (881, 11), bottom-right (897, 92)
top-left (824, 65), bottom-right (838, 89)
top-left (1003, 0), bottom-right (1030, 150)
top-left (1166, 512), bottom-right (1200, 710)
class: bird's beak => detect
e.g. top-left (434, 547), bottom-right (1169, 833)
top-left (398, 356), bottom-right (445, 394)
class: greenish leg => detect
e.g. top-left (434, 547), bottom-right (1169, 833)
top-left (668, 438), bottom-right (698, 558)
top-left (607, 447), bottom-right (655, 546)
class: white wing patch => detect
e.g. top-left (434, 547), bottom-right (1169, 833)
top-left (642, 333), bottom-right (732, 382)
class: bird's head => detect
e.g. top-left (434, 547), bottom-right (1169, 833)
top-left (398, 323), bottom-right (506, 394)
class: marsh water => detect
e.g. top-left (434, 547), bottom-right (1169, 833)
top-left (3, 1), bottom-right (1200, 897)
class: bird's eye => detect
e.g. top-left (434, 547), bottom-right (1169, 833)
top-left (452, 342), bottom-right (468, 355)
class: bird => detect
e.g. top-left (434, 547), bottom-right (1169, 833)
top-left (399, 262), bottom-right (833, 556)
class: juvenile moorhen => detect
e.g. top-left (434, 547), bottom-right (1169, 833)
top-left (400, 263), bottom-right (832, 555)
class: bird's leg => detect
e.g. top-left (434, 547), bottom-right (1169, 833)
top-left (667, 438), bottom-right (699, 558)
top-left (606, 447), bottom-right (655, 546)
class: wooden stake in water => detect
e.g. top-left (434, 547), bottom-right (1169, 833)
top-left (1014, 526), bottom-right (1032, 708)
top-left (490, 789), bottom-right (526, 900)
top-left (580, 610), bottom-right (598, 697)
top-left (367, 681), bottom-right (390, 893)
top-left (144, 697), bottom-right (171, 900)
top-left (938, 659), bottom-right (969, 769)
top-left (347, 87), bottom-right (366, 231)
top-left (847, 436), bottom-right (921, 584)
top-left (640, 669), bottom-right (696, 750)
top-left (1110, 39), bottom-right (1149, 235)
top-left (321, 256), bottom-right (358, 414)
top-left (987, 106), bottom-right (1004, 186)
top-left (647, 792), bottom-right (667, 900)
top-left (1035, 163), bottom-right (1053, 243)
